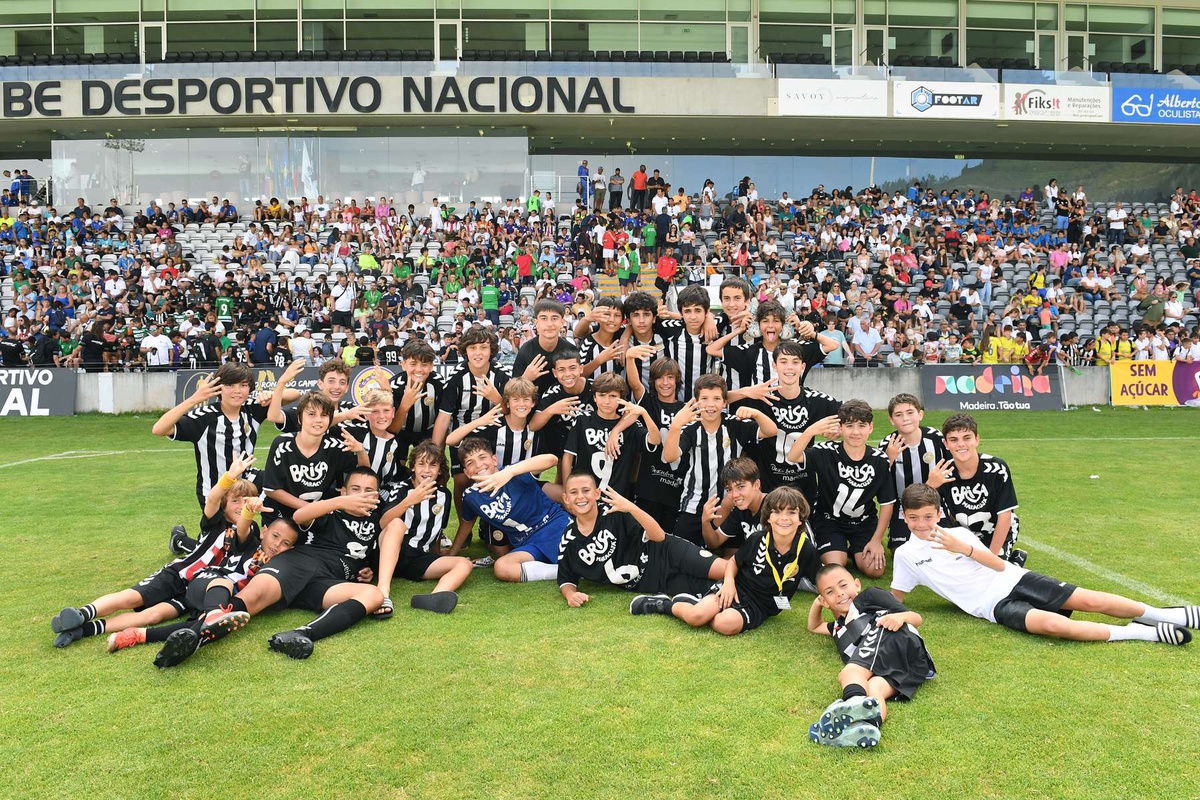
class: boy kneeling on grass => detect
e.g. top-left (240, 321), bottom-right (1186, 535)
top-left (891, 484), bottom-right (1199, 646)
top-left (629, 486), bottom-right (819, 635)
top-left (806, 564), bottom-right (935, 750)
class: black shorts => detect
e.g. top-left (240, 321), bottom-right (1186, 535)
top-left (331, 310), bottom-right (353, 327)
top-left (673, 511), bottom-right (704, 547)
top-left (395, 551), bottom-right (441, 582)
top-left (183, 568), bottom-right (231, 612)
top-left (257, 547), bottom-right (356, 611)
top-left (480, 520), bottom-right (511, 548)
top-left (844, 625), bottom-right (936, 701)
top-left (638, 535), bottom-right (718, 596)
top-left (887, 505), bottom-right (911, 549)
top-left (813, 516), bottom-right (876, 556)
top-left (131, 568), bottom-right (188, 614)
top-left (992, 571), bottom-right (1077, 633)
top-left (704, 583), bottom-right (773, 632)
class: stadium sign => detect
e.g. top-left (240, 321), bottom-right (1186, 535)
top-left (1109, 361), bottom-right (1200, 406)
top-left (920, 364), bottom-right (1064, 411)
top-left (892, 80), bottom-right (1000, 120)
top-left (777, 79), bottom-right (888, 117)
top-left (0, 75), bottom-right (636, 119)
top-left (1003, 84), bottom-right (1110, 122)
top-left (0, 368), bottom-right (77, 416)
top-left (1111, 85), bottom-right (1200, 124)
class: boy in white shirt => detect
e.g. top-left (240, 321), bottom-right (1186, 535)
top-left (891, 484), bottom-right (1197, 645)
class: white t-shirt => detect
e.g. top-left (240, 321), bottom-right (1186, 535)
top-left (331, 282), bottom-right (356, 312)
top-left (1107, 207), bottom-right (1128, 230)
top-left (141, 333), bottom-right (173, 366)
top-left (891, 527), bottom-right (1026, 623)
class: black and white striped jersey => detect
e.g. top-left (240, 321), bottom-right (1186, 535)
top-left (626, 331), bottom-right (665, 392)
top-left (879, 426), bottom-right (947, 500)
top-left (676, 413), bottom-right (763, 515)
top-left (655, 319), bottom-right (714, 401)
top-left (348, 428), bottom-right (411, 486)
top-left (170, 400), bottom-right (270, 505)
top-left (384, 481), bottom-right (452, 555)
top-left (475, 419), bottom-right (537, 470)
top-left (437, 365), bottom-right (510, 430)
top-left (389, 370), bottom-right (445, 439)
top-left (721, 340), bottom-right (776, 392)
top-left (579, 333), bottom-right (623, 377)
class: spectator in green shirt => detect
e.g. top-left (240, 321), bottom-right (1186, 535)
top-left (481, 280), bottom-right (500, 326)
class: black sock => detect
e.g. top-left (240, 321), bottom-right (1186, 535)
top-left (230, 597), bottom-right (248, 614)
top-left (179, 534), bottom-right (199, 550)
top-left (203, 584), bottom-right (232, 611)
top-left (145, 620), bottom-right (195, 643)
top-left (297, 600), bottom-right (367, 642)
top-left (79, 603), bottom-right (97, 622)
top-left (842, 683), bottom-right (868, 701)
top-left (82, 620), bottom-right (106, 638)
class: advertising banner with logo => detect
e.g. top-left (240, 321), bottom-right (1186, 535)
top-left (921, 364), bottom-right (1064, 411)
top-left (1003, 84), bottom-right (1110, 122)
top-left (0, 368), bottom-right (78, 416)
top-left (174, 364), bottom-right (399, 406)
top-left (1109, 361), bottom-right (1200, 406)
top-left (778, 79), bottom-right (889, 117)
top-left (1112, 86), bottom-right (1200, 124)
top-left (893, 80), bottom-right (1000, 119)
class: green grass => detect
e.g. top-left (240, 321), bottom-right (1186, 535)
top-left (2, 408), bottom-right (1199, 799)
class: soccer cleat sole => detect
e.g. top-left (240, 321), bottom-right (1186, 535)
top-left (198, 610), bottom-right (250, 644)
top-left (671, 593), bottom-right (702, 606)
top-left (53, 628), bottom-right (84, 649)
top-left (268, 633), bottom-right (314, 660)
top-left (154, 628), bottom-right (200, 669)
top-left (411, 591), bottom-right (458, 614)
top-left (51, 607), bottom-right (84, 633)
top-left (818, 696), bottom-right (882, 737)
top-left (831, 722), bottom-right (881, 748)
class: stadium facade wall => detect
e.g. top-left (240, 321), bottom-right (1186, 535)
top-left (70, 368), bottom-right (1115, 414)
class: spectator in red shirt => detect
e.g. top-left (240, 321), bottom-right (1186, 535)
top-left (655, 247), bottom-right (678, 300)
top-left (516, 248), bottom-right (534, 286)
top-left (631, 165), bottom-right (649, 213)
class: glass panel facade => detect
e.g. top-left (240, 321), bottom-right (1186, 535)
top-left (462, 20), bottom-right (541, 51)
top-left (760, 0), bottom-right (829, 25)
top-left (0, 1), bottom-right (51, 25)
top-left (889, 0), bottom-right (958, 27)
top-left (345, 0), bottom-right (433, 19)
top-left (168, 0), bottom-right (253, 21)
top-left (1164, 37), bottom-right (1200, 68)
top-left (893, 27), bottom-right (957, 60)
top-left (167, 21), bottom-right (254, 52)
top-left (640, 23), bottom-right (725, 51)
top-left (1087, 6), bottom-right (1152, 35)
top-left (967, 1), bottom-right (1034, 29)
top-left (257, 21), bottom-right (298, 49)
top-left (55, 0), bottom-right (140, 23)
top-left (967, 28), bottom-right (1033, 62)
top-left (258, 0), bottom-right (299, 20)
top-left (346, 20), bottom-right (434, 50)
top-left (550, 0), bottom-right (636, 21)
top-left (56, 24), bottom-right (138, 54)
top-left (1164, 8), bottom-right (1200, 37)
top-left (302, 0), bottom-right (343, 19)
top-left (52, 135), bottom-right (529, 208)
top-left (760, 24), bottom-right (828, 57)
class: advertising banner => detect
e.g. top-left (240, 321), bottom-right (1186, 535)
top-left (778, 79), bottom-right (889, 117)
top-left (1109, 361), bottom-right (1200, 406)
top-left (921, 364), bottom-right (1064, 411)
top-left (892, 80), bottom-right (1000, 119)
top-left (174, 364), bottom-right (399, 406)
top-left (1004, 83), bottom-right (1110, 122)
top-left (0, 368), bottom-right (78, 416)
top-left (1111, 86), bottom-right (1200, 124)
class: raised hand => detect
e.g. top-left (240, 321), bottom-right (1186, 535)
top-left (600, 485), bottom-right (635, 515)
top-left (228, 450), bottom-right (257, 478)
top-left (522, 354), bottom-right (549, 382)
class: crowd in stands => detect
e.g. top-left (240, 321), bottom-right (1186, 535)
top-left (1, 164), bottom-right (1199, 373)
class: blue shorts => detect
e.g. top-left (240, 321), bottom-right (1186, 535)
top-left (512, 525), bottom-right (564, 564)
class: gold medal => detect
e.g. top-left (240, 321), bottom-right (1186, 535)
top-left (782, 562), bottom-right (799, 581)
top-left (524, 439), bottom-right (533, 451)
top-left (492, 531), bottom-right (504, 541)
top-left (654, 343), bottom-right (664, 352)
top-left (723, 435), bottom-right (731, 449)
top-left (424, 394), bottom-right (434, 406)
top-left (432, 503), bottom-right (443, 514)
top-left (922, 451), bottom-right (935, 464)
top-left (385, 451), bottom-right (393, 463)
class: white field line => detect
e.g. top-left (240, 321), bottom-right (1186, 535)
top-left (0, 446), bottom-right (270, 469)
top-left (987, 436), bottom-right (1200, 443)
top-left (1021, 535), bottom-right (1190, 606)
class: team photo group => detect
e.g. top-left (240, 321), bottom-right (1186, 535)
top-left (49, 280), bottom-right (1199, 750)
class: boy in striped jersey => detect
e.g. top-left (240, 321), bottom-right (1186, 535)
top-left (51, 452), bottom-right (263, 648)
top-left (628, 357), bottom-right (687, 535)
top-left (880, 393), bottom-right (948, 549)
top-left (153, 363), bottom-right (271, 554)
top-left (576, 296), bottom-right (627, 378)
top-left (446, 378), bottom-right (537, 476)
top-left (432, 325), bottom-right (508, 550)
top-left (387, 338), bottom-right (443, 458)
top-left (663, 373), bottom-right (778, 546)
top-left (655, 285), bottom-right (716, 402)
top-left (375, 441), bottom-right (471, 615)
top-left (620, 291), bottom-right (665, 392)
top-left (350, 388), bottom-right (410, 486)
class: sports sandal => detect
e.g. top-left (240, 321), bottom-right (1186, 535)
top-left (373, 597), bottom-right (394, 620)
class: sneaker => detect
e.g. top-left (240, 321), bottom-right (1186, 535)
top-left (52, 627), bottom-right (84, 648)
top-left (1008, 548), bottom-right (1028, 568)
top-left (154, 628), bottom-right (200, 668)
top-left (268, 630), bottom-right (315, 660)
top-left (198, 606), bottom-right (251, 645)
top-left (440, 536), bottom-right (453, 550)
top-left (472, 555), bottom-right (495, 569)
top-left (51, 606), bottom-right (84, 633)
top-left (168, 524), bottom-right (192, 556)
top-left (818, 696), bottom-right (883, 737)
top-left (796, 577), bottom-right (818, 595)
top-left (411, 591), bottom-right (458, 614)
top-left (1146, 622), bottom-right (1192, 646)
top-left (630, 594), bottom-right (672, 616)
top-left (107, 628), bottom-right (146, 653)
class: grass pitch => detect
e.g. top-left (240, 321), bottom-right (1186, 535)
top-left (2, 408), bottom-right (1199, 800)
